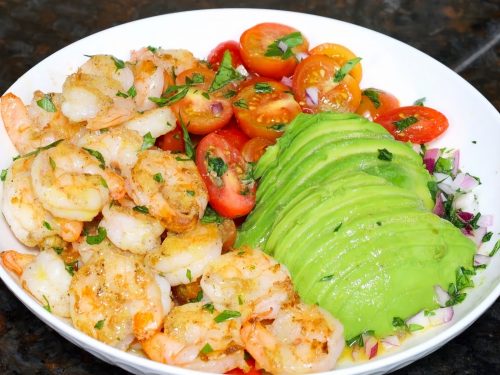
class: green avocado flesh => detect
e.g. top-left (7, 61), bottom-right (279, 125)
top-left (236, 112), bottom-right (475, 339)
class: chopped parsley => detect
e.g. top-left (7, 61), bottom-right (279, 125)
top-left (414, 97), bottom-right (426, 106)
top-left (270, 123), bottom-right (285, 131)
top-left (65, 261), bottom-right (78, 276)
top-left (153, 173), bottom-right (164, 183)
top-left (254, 82), bottom-right (273, 94)
top-left (186, 269), bottom-right (192, 282)
top-left (490, 239), bottom-right (500, 257)
top-left (238, 295), bottom-right (244, 305)
top-left (345, 330), bottom-right (374, 347)
top-left (392, 316), bottom-right (422, 332)
top-left (233, 98), bottom-right (249, 109)
top-left (99, 176), bottom-right (108, 188)
top-left (319, 274), bottom-right (334, 282)
top-left (377, 148), bottom-right (393, 161)
top-left (209, 51), bottom-right (244, 92)
top-left (83, 147), bottom-right (106, 169)
top-left (482, 231), bottom-right (493, 243)
top-left (333, 57), bottom-right (362, 83)
top-left (190, 290), bottom-right (204, 303)
top-left (141, 132), bottom-right (156, 150)
top-left (147, 46), bottom-right (158, 53)
top-left (86, 227), bottom-right (107, 245)
top-left (203, 303), bottom-right (215, 314)
top-left (434, 157), bottom-right (453, 174)
top-left (393, 116), bottom-right (418, 131)
top-left (43, 221), bottom-right (52, 230)
top-left (17, 139), bottom-right (63, 160)
top-left (116, 85), bottom-right (137, 99)
top-left (207, 156), bottom-right (228, 177)
top-left (202, 92), bottom-right (210, 100)
top-left (0, 169), bottom-right (7, 182)
top-left (186, 190), bottom-right (195, 196)
top-left (265, 32), bottom-right (304, 60)
top-left (179, 115), bottom-right (194, 159)
top-left (42, 295), bottom-right (52, 313)
top-left (362, 89), bottom-right (380, 108)
top-left (111, 56), bottom-right (125, 70)
top-left (201, 206), bottom-right (224, 224)
top-left (53, 247), bottom-right (63, 255)
top-left (94, 319), bottom-right (105, 330)
top-left (149, 85), bottom-right (190, 107)
top-left (36, 95), bottom-right (57, 112)
top-left (133, 205), bottom-right (149, 214)
top-left (223, 89), bottom-right (237, 99)
top-left (214, 309), bottom-right (241, 323)
top-left (200, 343), bottom-right (213, 355)
top-left (49, 156), bottom-right (56, 170)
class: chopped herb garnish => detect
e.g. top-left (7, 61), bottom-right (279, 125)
top-left (94, 319), bottom-right (105, 330)
top-left (116, 91), bottom-right (128, 98)
top-left (186, 190), bottom-right (195, 196)
top-left (377, 148), bottom-right (393, 161)
top-left (0, 169), bottom-right (7, 182)
top-left (133, 205), bottom-right (149, 214)
top-left (346, 333), bottom-right (364, 347)
top-left (254, 82), bottom-right (273, 94)
top-left (270, 123), bottom-right (285, 131)
top-left (49, 156), bottom-right (57, 170)
top-left (203, 303), bottom-right (215, 314)
top-left (319, 274), bottom-right (334, 282)
top-left (446, 282), bottom-right (467, 306)
top-left (333, 57), bottom-right (362, 83)
top-left (392, 316), bottom-right (406, 329)
top-left (65, 261), bottom-right (78, 276)
top-left (175, 156), bottom-right (192, 161)
top-left (434, 157), bottom-right (453, 174)
top-left (214, 309), bottom-right (241, 323)
top-left (427, 180), bottom-right (438, 201)
top-left (482, 231), bottom-right (493, 243)
top-left (201, 206), bottom-right (224, 224)
top-left (99, 177), bottom-right (108, 188)
top-left (393, 116), bottom-right (418, 131)
top-left (265, 32), bottom-right (304, 60)
top-left (86, 227), bottom-right (107, 245)
top-left (490, 239), bottom-right (500, 257)
top-left (376, 221), bottom-right (382, 226)
top-left (207, 156), bottom-right (228, 177)
top-left (334, 223), bottom-right (342, 232)
top-left (190, 290), bottom-right (204, 303)
top-left (53, 247), bottom-right (63, 255)
top-left (43, 221), bottom-right (52, 230)
top-left (223, 89), bottom-right (237, 99)
top-left (202, 92), bottom-right (210, 100)
top-left (149, 85), bottom-right (190, 107)
top-left (186, 269), bottom-right (192, 282)
top-left (233, 98), bottom-right (249, 109)
top-left (179, 115), bottom-right (194, 159)
top-left (83, 147), bottom-right (106, 169)
top-left (153, 173), bottom-right (164, 183)
top-left (36, 95), bottom-right (57, 112)
top-left (423, 309), bottom-right (436, 317)
top-left (414, 97), bottom-right (426, 106)
top-left (147, 46), bottom-right (158, 53)
top-left (18, 139), bottom-right (63, 160)
top-left (141, 132), bottom-right (156, 150)
top-left (111, 56), bottom-right (125, 70)
top-left (116, 85), bottom-right (137, 99)
top-left (209, 51), bottom-right (244, 92)
top-left (455, 267), bottom-right (475, 290)
top-left (238, 295), bottom-right (244, 305)
top-left (408, 323), bottom-right (424, 332)
top-left (42, 295), bottom-right (52, 313)
top-left (363, 89), bottom-right (380, 108)
top-left (186, 72), bottom-right (205, 85)
top-left (200, 343), bottom-right (214, 355)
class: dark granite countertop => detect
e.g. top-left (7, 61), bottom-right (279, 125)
top-left (0, 1), bottom-right (499, 374)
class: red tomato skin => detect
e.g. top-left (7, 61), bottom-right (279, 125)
top-left (208, 40), bottom-right (243, 69)
top-left (225, 357), bottom-right (261, 374)
top-left (356, 88), bottom-right (400, 121)
top-left (375, 106), bottom-right (449, 143)
top-left (156, 125), bottom-right (185, 153)
top-left (196, 133), bottom-right (256, 218)
top-left (215, 121), bottom-right (250, 151)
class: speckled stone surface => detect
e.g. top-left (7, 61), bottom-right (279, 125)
top-left (0, 0), bottom-right (499, 374)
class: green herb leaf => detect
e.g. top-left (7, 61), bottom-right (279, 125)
top-left (427, 180), bottom-right (438, 201)
top-left (53, 247), bottom-right (63, 255)
top-left (202, 92), bottom-right (210, 100)
top-left (20, 139), bottom-right (64, 160)
top-left (147, 46), bottom-right (158, 53)
top-left (408, 323), bottom-right (424, 332)
top-left (214, 309), bottom-right (241, 323)
top-left (482, 231), bottom-right (493, 243)
top-left (254, 82), bottom-right (273, 94)
top-left (186, 269), bottom-right (192, 282)
top-left (99, 177), bottom-right (108, 188)
top-left (434, 157), bottom-right (453, 174)
top-left (346, 333), bottom-right (364, 347)
top-left (65, 261), bottom-right (78, 276)
top-left (133, 205), bottom-right (149, 214)
top-left (333, 57), bottom-right (362, 83)
top-left (141, 132), bottom-right (156, 150)
top-left (414, 97), bottom-right (426, 106)
top-left (186, 190), bottom-right (195, 196)
top-left (270, 123), bottom-right (285, 131)
top-left (377, 148), bottom-right (393, 161)
top-left (111, 56), bottom-right (125, 70)
top-left (201, 206), bottom-right (224, 224)
top-left (489, 239), bottom-right (500, 257)
top-left (86, 227), bottom-right (107, 245)
top-left (233, 98), bottom-right (249, 109)
top-left (42, 295), bottom-right (52, 313)
top-left (363, 89), bottom-right (381, 108)
top-left (186, 72), bottom-right (205, 85)
top-left (392, 316), bottom-right (406, 328)
top-left (208, 156), bottom-right (228, 177)
top-left (393, 116), bottom-right (418, 131)
top-left (153, 173), bottom-right (164, 182)
top-left (203, 303), bottom-right (215, 314)
top-left (179, 115), bottom-right (194, 159)
top-left (149, 85), bottom-right (190, 107)
top-left (0, 169), bottom-right (7, 182)
top-left (94, 319), bottom-right (105, 329)
top-left (190, 290), bottom-right (204, 303)
top-left (209, 51), bottom-right (244, 92)
top-left (36, 95), bottom-right (57, 112)
top-left (238, 295), bottom-right (244, 305)
top-left (200, 343), bottom-right (213, 355)
top-left (116, 90), bottom-right (129, 98)
top-left (319, 274), bottom-right (334, 282)
top-left (223, 90), bottom-right (237, 99)
top-left (43, 221), bottom-right (52, 230)
top-left (265, 32), bottom-right (304, 60)
top-left (83, 147), bottom-right (106, 169)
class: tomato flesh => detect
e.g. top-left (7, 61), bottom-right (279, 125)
top-left (215, 121), bottom-right (250, 151)
top-left (375, 105), bottom-right (449, 143)
top-left (233, 80), bottom-right (301, 141)
top-left (156, 125), bottom-right (185, 153)
top-left (309, 43), bottom-right (363, 83)
top-left (208, 40), bottom-right (243, 69)
top-left (196, 133), bottom-right (256, 218)
top-left (292, 55), bottom-right (361, 113)
top-left (356, 88), bottom-right (400, 121)
top-left (242, 137), bottom-right (274, 163)
top-left (240, 23), bottom-right (309, 79)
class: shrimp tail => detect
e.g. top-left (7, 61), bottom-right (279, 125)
top-left (1, 250), bottom-right (35, 276)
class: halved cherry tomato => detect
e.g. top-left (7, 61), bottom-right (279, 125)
top-left (208, 40), bottom-right (243, 69)
top-left (240, 23), bottom-right (309, 79)
top-left (309, 43), bottom-right (363, 83)
top-left (215, 120), bottom-right (250, 151)
top-left (156, 125), bottom-right (185, 153)
top-left (226, 356), bottom-right (261, 375)
top-left (375, 106), bottom-right (449, 143)
top-left (171, 67), bottom-right (233, 134)
top-left (233, 80), bottom-right (301, 141)
top-left (196, 133), bottom-right (256, 218)
top-left (292, 55), bottom-right (361, 113)
top-left (356, 88), bottom-right (400, 121)
top-left (242, 137), bottom-right (274, 163)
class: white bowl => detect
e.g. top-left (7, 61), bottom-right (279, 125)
top-left (0, 8), bottom-right (499, 375)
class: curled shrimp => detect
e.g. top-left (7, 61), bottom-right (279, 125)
top-left (131, 59), bottom-right (164, 112)
top-left (122, 106), bottom-right (177, 138)
top-left (69, 245), bottom-right (170, 350)
top-left (241, 303), bottom-right (345, 374)
top-left (200, 247), bottom-right (297, 320)
top-left (141, 302), bottom-right (247, 373)
top-left (79, 54), bottom-right (134, 92)
top-left (130, 48), bottom-right (198, 81)
top-left (1, 92), bottom-right (81, 154)
top-left (145, 221), bottom-right (221, 286)
top-left (100, 199), bottom-right (165, 255)
top-left (1, 249), bottom-right (73, 318)
top-left (30, 141), bottom-right (125, 221)
top-left (126, 149), bottom-right (208, 233)
top-left (1, 156), bottom-right (82, 247)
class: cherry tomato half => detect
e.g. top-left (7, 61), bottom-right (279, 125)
top-left (292, 55), bottom-right (361, 113)
top-left (242, 137), bottom-right (274, 163)
top-left (240, 22), bottom-right (309, 79)
top-left (226, 356), bottom-right (261, 375)
top-left (171, 67), bottom-right (233, 134)
top-left (156, 125), bottom-right (185, 153)
top-left (196, 133), bottom-right (256, 218)
top-left (309, 43), bottom-right (363, 83)
top-left (215, 120), bottom-right (250, 151)
top-left (208, 40), bottom-right (243, 69)
top-left (356, 88), bottom-right (400, 121)
top-left (375, 105), bottom-right (449, 143)
top-left (233, 80), bottom-right (301, 141)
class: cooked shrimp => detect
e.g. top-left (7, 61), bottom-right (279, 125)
top-left (69, 245), bottom-right (168, 350)
top-left (122, 106), bottom-right (177, 138)
top-left (132, 59), bottom-right (164, 112)
top-left (200, 247), bottom-right (297, 320)
top-left (72, 126), bottom-right (142, 176)
top-left (30, 141), bottom-right (125, 221)
top-left (145, 222), bottom-right (221, 286)
top-left (141, 302), bottom-right (247, 373)
top-left (1, 92), bottom-right (81, 154)
top-left (126, 149), bottom-right (208, 232)
top-left (130, 47), bottom-right (198, 80)
top-left (1, 249), bottom-right (73, 318)
top-left (1, 156), bottom-right (82, 247)
top-left (71, 234), bottom-right (116, 264)
top-left (100, 199), bottom-right (165, 255)
top-left (241, 303), bottom-right (345, 374)
top-left (79, 54), bottom-right (134, 92)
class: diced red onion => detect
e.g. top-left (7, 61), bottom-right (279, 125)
top-left (235, 64), bottom-right (248, 77)
top-left (457, 211), bottom-right (474, 223)
top-left (210, 102), bottom-right (223, 116)
top-left (305, 87), bottom-right (319, 106)
top-left (452, 149), bottom-right (460, 176)
top-left (452, 173), bottom-right (479, 192)
top-left (428, 307), bottom-right (454, 326)
top-left (434, 285), bottom-right (450, 306)
top-left (472, 226), bottom-right (487, 246)
top-left (363, 336), bottom-right (379, 359)
top-left (477, 214), bottom-right (493, 228)
top-left (433, 193), bottom-right (445, 217)
top-left (436, 174), bottom-right (455, 195)
top-left (381, 335), bottom-right (400, 348)
top-left (406, 311), bottom-right (430, 328)
top-left (423, 148), bottom-right (440, 173)
top-left (295, 52), bottom-right (309, 62)
top-left (452, 191), bottom-right (478, 213)
top-left (278, 40), bottom-right (288, 53)
top-left (280, 76), bottom-right (293, 87)
top-left (474, 254), bottom-right (491, 266)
